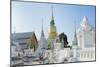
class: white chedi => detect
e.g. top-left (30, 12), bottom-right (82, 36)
top-left (34, 25), bottom-right (48, 57)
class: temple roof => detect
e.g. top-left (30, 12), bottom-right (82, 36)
top-left (34, 21), bottom-right (48, 57)
top-left (11, 32), bottom-right (38, 49)
top-left (12, 32), bottom-right (36, 39)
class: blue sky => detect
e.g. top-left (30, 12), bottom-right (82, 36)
top-left (12, 1), bottom-right (96, 42)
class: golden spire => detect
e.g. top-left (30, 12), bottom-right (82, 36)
top-left (51, 6), bottom-right (54, 20)
top-left (48, 6), bottom-right (57, 39)
top-left (50, 6), bottom-right (55, 25)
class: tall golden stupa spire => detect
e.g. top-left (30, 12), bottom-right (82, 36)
top-left (48, 6), bottom-right (57, 42)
